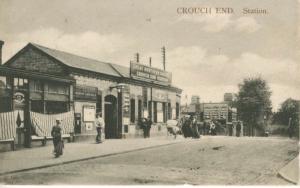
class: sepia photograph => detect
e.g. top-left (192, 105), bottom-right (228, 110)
top-left (0, 0), bottom-right (299, 186)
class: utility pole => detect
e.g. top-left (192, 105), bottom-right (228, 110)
top-left (135, 53), bottom-right (140, 63)
top-left (162, 46), bottom-right (166, 70)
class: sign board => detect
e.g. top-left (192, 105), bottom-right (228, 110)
top-left (83, 106), bottom-right (95, 122)
top-left (85, 122), bottom-right (93, 130)
top-left (75, 85), bottom-right (97, 101)
top-left (123, 117), bottom-right (130, 125)
top-left (130, 63), bottom-right (172, 84)
top-left (152, 89), bottom-right (168, 102)
top-left (122, 85), bottom-right (130, 118)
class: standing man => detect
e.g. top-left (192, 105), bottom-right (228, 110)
top-left (51, 118), bottom-right (63, 158)
top-left (141, 118), bottom-right (148, 138)
top-left (146, 116), bottom-right (152, 138)
top-left (236, 121), bottom-right (241, 137)
top-left (288, 117), bottom-right (293, 138)
top-left (210, 121), bottom-right (216, 135)
top-left (95, 113), bottom-right (105, 143)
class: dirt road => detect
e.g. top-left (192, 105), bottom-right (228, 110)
top-left (0, 136), bottom-right (298, 185)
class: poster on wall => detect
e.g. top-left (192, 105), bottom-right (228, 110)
top-left (123, 117), bottom-right (130, 125)
top-left (83, 106), bottom-right (95, 122)
top-left (157, 112), bottom-right (163, 122)
top-left (85, 122), bottom-right (93, 131)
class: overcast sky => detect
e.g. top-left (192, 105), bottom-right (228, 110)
top-left (0, 0), bottom-right (299, 110)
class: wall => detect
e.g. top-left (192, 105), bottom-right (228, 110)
top-left (6, 47), bottom-right (66, 75)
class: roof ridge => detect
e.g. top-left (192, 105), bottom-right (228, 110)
top-left (30, 42), bottom-right (129, 69)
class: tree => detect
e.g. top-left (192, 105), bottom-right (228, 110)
top-left (236, 77), bottom-right (272, 136)
top-left (273, 98), bottom-right (299, 126)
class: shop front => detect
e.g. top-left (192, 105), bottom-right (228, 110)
top-left (0, 66), bottom-right (74, 147)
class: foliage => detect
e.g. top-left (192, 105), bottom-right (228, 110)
top-left (272, 98), bottom-right (299, 126)
top-left (236, 77), bottom-right (272, 129)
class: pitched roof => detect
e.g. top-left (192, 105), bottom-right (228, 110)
top-left (31, 43), bottom-right (122, 77)
top-left (20, 43), bottom-right (181, 92)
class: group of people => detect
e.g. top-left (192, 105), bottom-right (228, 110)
top-left (180, 115), bottom-right (201, 138)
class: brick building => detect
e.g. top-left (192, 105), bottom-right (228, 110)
top-left (0, 42), bottom-right (182, 139)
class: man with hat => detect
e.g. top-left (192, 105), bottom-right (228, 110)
top-left (51, 117), bottom-right (63, 157)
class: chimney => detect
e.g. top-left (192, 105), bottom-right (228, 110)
top-left (149, 57), bottom-right (152, 67)
top-left (161, 46), bottom-right (166, 70)
top-left (135, 53), bottom-right (140, 63)
top-left (0, 40), bottom-right (4, 65)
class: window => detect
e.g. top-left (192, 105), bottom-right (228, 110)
top-left (153, 102), bottom-right (157, 123)
top-left (13, 77), bottom-right (28, 90)
top-left (130, 99), bottom-right (135, 123)
top-left (168, 103), bottom-right (171, 120)
top-left (0, 76), bottom-right (6, 88)
top-left (48, 82), bottom-right (69, 95)
top-left (96, 94), bottom-right (102, 114)
top-left (138, 100), bottom-right (142, 121)
top-left (33, 80), bottom-right (43, 92)
top-left (176, 103), bottom-right (179, 119)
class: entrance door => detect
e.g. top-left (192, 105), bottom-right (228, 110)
top-left (104, 95), bottom-right (118, 139)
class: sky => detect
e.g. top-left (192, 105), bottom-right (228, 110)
top-left (0, 0), bottom-right (299, 111)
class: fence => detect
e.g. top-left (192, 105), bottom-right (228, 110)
top-left (30, 111), bottom-right (74, 137)
top-left (0, 111), bottom-right (17, 141)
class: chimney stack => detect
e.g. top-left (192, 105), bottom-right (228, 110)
top-left (135, 53), bottom-right (140, 63)
top-left (0, 40), bottom-right (4, 65)
top-left (161, 46), bottom-right (166, 70)
top-left (149, 57), bottom-right (152, 67)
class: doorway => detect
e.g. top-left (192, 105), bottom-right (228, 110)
top-left (104, 95), bottom-right (118, 139)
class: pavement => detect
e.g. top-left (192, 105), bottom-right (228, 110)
top-left (0, 136), bottom-right (188, 175)
top-left (278, 155), bottom-right (299, 184)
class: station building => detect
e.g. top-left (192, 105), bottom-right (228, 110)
top-left (0, 42), bottom-right (182, 139)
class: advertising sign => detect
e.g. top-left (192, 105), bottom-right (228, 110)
top-left (130, 63), bottom-right (172, 84)
top-left (83, 106), bottom-right (95, 122)
top-left (85, 122), bottom-right (93, 131)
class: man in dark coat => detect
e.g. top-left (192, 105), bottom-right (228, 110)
top-left (236, 121), bottom-right (241, 137)
top-left (141, 118), bottom-right (148, 138)
top-left (51, 118), bottom-right (63, 158)
top-left (146, 117), bottom-right (152, 138)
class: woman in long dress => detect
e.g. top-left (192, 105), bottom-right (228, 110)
top-left (51, 118), bottom-right (64, 158)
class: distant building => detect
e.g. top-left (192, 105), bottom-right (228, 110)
top-left (224, 93), bottom-right (234, 102)
top-left (191, 95), bottom-right (200, 104)
top-left (202, 102), bottom-right (237, 122)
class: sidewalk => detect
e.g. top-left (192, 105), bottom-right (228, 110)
top-left (0, 136), bottom-right (187, 175)
top-left (278, 155), bottom-right (299, 184)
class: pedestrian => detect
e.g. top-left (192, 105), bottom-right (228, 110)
top-left (146, 116), bottom-right (152, 138)
top-left (141, 118), bottom-right (148, 138)
top-left (210, 121), bottom-right (216, 136)
top-left (236, 121), bottom-right (241, 137)
top-left (192, 116), bottom-right (200, 138)
top-left (288, 117), bottom-right (293, 138)
top-left (51, 118), bottom-right (64, 158)
top-left (228, 123), bottom-right (233, 136)
top-left (95, 113), bottom-right (105, 143)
